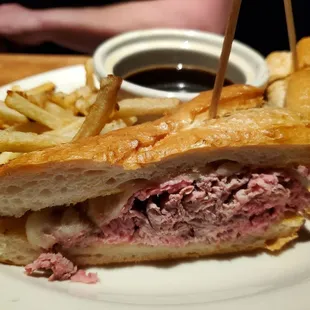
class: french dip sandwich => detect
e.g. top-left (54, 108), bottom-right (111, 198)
top-left (0, 84), bottom-right (310, 282)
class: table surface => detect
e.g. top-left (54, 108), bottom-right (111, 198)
top-left (0, 53), bottom-right (89, 86)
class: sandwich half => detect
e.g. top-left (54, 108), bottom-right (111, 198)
top-left (0, 84), bottom-right (309, 282)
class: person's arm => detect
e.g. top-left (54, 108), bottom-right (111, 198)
top-left (0, 0), bottom-right (232, 53)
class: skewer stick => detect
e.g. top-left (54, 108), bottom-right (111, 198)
top-left (284, 0), bottom-right (298, 71)
top-left (209, 0), bottom-right (242, 119)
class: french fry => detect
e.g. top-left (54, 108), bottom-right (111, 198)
top-left (28, 93), bottom-right (48, 108)
top-left (85, 59), bottom-right (96, 91)
top-left (45, 117), bottom-right (133, 140)
top-left (15, 91), bottom-right (48, 108)
top-left (49, 91), bottom-right (72, 111)
top-left (122, 116), bottom-right (138, 126)
top-left (73, 75), bottom-right (122, 140)
top-left (0, 131), bottom-right (68, 152)
top-left (26, 82), bottom-right (56, 96)
top-left (75, 98), bottom-right (92, 115)
top-left (41, 133), bottom-right (73, 144)
top-left (64, 91), bottom-right (79, 110)
top-left (0, 152), bottom-right (21, 165)
top-left (0, 64), bottom-right (143, 165)
top-left (75, 92), bottom-right (97, 116)
top-left (45, 101), bottom-right (76, 123)
top-left (114, 97), bottom-right (181, 118)
top-left (76, 86), bottom-right (92, 99)
top-left (5, 122), bottom-right (48, 134)
top-left (5, 92), bottom-right (65, 129)
top-left (88, 93), bottom-right (97, 105)
top-left (44, 117), bottom-right (85, 139)
top-left (11, 85), bottom-right (22, 91)
top-left (100, 119), bottom-right (128, 135)
top-left (0, 101), bottom-right (29, 125)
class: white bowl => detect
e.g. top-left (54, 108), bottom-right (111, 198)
top-left (93, 29), bottom-right (269, 101)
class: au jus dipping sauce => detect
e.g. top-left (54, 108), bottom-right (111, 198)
top-left (123, 65), bottom-right (234, 93)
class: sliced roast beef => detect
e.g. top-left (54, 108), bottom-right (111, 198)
top-left (98, 167), bottom-right (310, 246)
top-left (25, 164), bottom-right (310, 250)
top-left (25, 252), bottom-right (77, 281)
top-left (24, 164), bottom-right (310, 283)
top-left (25, 252), bottom-right (98, 283)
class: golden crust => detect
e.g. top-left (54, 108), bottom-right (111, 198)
top-left (125, 107), bottom-right (310, 169)
top-left (0, 84), bottom-right (310, 174)
top-left (266, 51), bottom-right (292, 84)
top-left (1, 105), bottom-right (310, 173)
top-left (266, 79), bottom-right (288, 108)
top-left (2, 85), bottom-right (310, 218)
top-left (0, 84), bottom-right (264, 172)
top-left (286, 69), bottom-right (310, 116)
top-left (266, 37), bottom-right (310, 85)
top-left (297, 37), bottom-right (310, 70)
top-left (266, 37), bottom-right (310, 110)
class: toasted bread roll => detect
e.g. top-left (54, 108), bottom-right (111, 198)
top-left (297, 37), bottom-right (310, 70)
top-left (266, 79), bottom-right (288, 108)
top-left (286, 69), bottom-right (310, 115)
top-left (266, 51), bottom-right (292, 84)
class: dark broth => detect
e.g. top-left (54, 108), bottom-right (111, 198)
top-left (123, 65), bottom-right (234, 93)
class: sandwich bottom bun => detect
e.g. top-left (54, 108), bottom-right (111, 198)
top-left (0, 215), bottom-right (304, 266)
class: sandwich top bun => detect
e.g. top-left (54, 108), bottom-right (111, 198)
top-left (0, 84), bottom-right (263, 217)
top-left (0, 84), bottom-right (310, 218)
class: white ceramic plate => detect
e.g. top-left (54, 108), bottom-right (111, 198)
top-left (0, 66), bottom-right (309, 310)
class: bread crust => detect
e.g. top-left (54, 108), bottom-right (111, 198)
top-left (297, 37), bottom-right (310, 70)
top-left (266, 51), bottom-right (292, 84)
top-left (0, 84), bottom-right (264, 171)
top-left (268, 68), bottom-right (310, 115)
top-left (266, 79), bottom-right (288, 108)
top-left (2, 85), bottom-right (310, 216)
top-left (286, 69), bottom-right (310, 115)
top-left (3, 107), bottom-right (310, 171)
top-left (266, 37), bottom-right (310, 84)
top-left (266, 37), bottom-right (310, 109)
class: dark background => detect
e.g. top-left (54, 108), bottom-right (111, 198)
top-left (236, 0), bottom-right (310, 56)
top-left (2, 0), bottom-right (310, 57)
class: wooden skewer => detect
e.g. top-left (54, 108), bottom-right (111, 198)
top-left (284, 0), bottom-right (298, 71)
top-left (209, 0), bottom-right (242, 119)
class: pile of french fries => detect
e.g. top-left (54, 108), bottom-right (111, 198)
top-left (0, 60), bottom-right (181, 165)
